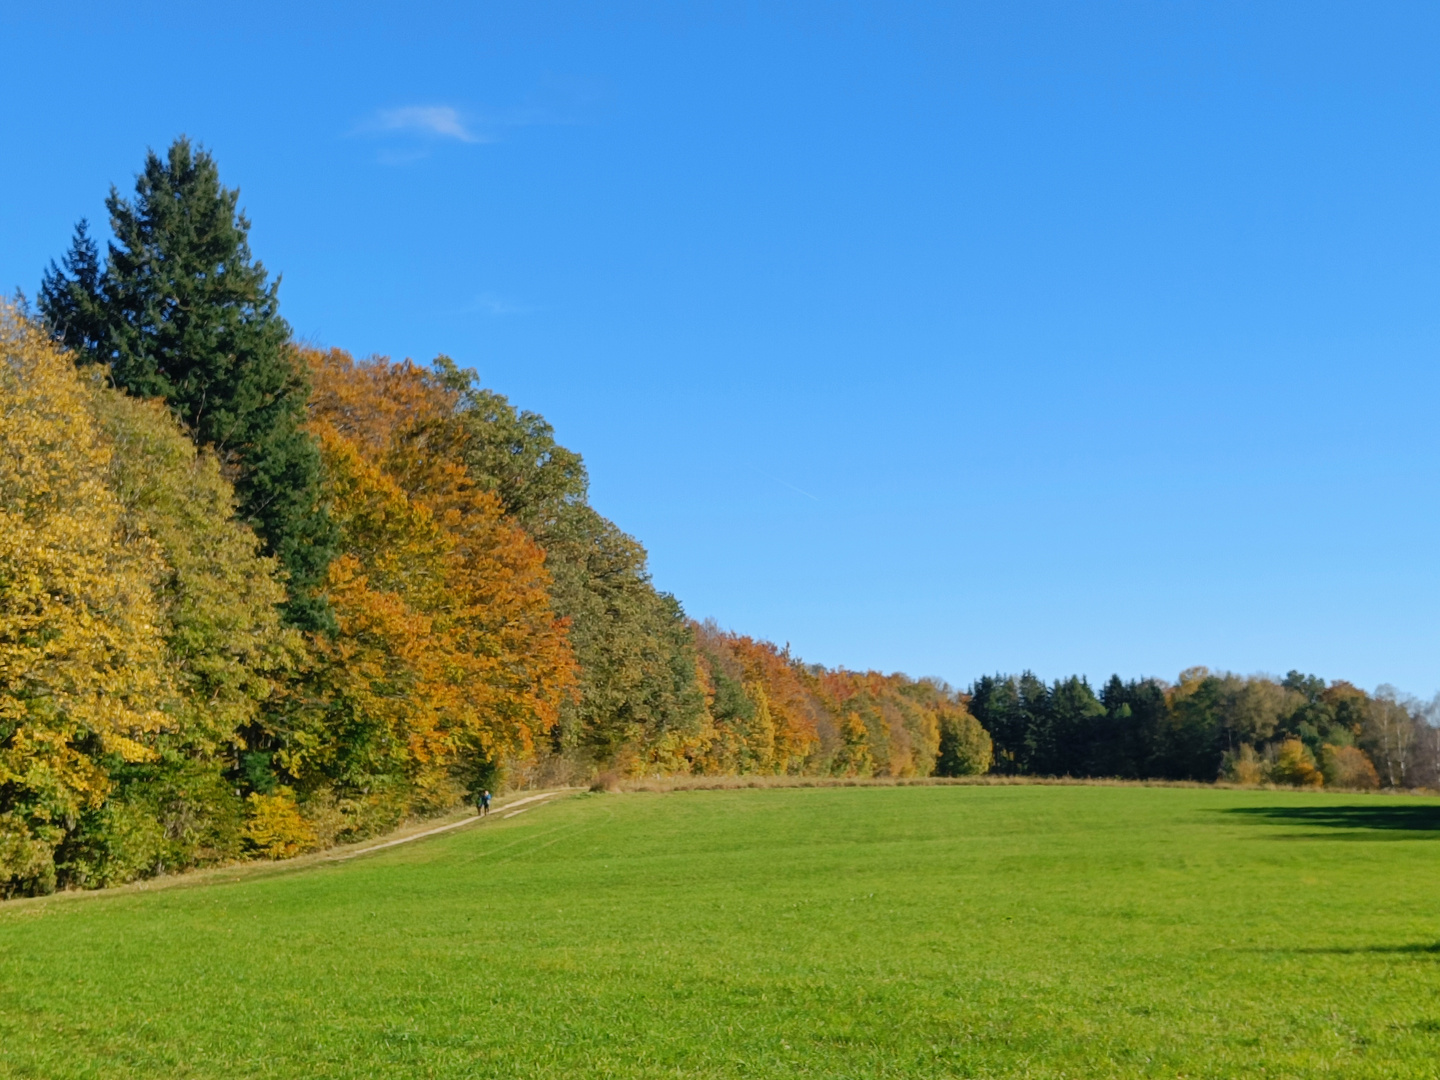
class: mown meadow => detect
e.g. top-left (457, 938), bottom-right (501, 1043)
top-left (3, 783), bottom-right (1438, 1078)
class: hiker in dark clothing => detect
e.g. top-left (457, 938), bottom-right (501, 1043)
top-left (479, 790), bottom-right (491, 816)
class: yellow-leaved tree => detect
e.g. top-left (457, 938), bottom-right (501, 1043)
top-left (0, 306), bottom-right (169, 896)
top-left (59, 389), bottom-right (299, 883)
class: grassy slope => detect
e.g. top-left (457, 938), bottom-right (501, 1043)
top-left (2, 785), bottom-right (1439, 1078)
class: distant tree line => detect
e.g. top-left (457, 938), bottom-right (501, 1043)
top-left (969, 669), bottom-right (1440, 790)
top-left (2, 139), bottom-right (1434, 897)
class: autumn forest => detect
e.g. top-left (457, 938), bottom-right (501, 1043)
top-left (3, 139), bottom-right (1437, 898)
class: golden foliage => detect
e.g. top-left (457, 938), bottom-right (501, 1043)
top-left (814, 669), bottom-right (942, 778)
top-left (296, 428), bottom-right (454, 801)
top-left (243, 790), bottom-right (316, 859)
top-left (1269, 738), bottom-right (1324, 787)
top-left (831, 712), bottom-right (877, 777)
top-left (690, 623), bottom-right (968, 779)
top-left (723, 635), bottom-right (822, 770)
top-left (0, 306), bottom-right (170, 893)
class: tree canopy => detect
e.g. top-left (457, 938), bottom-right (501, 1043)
top-left (39, 138), bottom-right (335, 630)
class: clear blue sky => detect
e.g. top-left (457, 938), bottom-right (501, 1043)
top-left (4, 2), bottom-right (1439, 696)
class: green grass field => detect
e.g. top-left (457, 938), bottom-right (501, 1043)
top-left (3, 784), bottom-right (1439, 1078)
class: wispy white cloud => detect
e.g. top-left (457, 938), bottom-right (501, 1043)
top-left (355, 82), bottom-right (599, 164)
top-left (367, 105), bottom-right (483, 143)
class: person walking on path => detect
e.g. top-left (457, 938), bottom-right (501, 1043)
top-left (479, 789), bottom-right (491, 817)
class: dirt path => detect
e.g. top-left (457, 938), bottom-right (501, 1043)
top-left (327, 791), bottom-right (566, 862)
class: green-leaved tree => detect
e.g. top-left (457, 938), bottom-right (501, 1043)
top-left (431, 359), bottom-right (706, 763)
top-left (39, 137), bottom-right (335, 630)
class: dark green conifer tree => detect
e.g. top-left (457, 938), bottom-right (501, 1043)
top-left (39, 138), bottom-right (335, 630)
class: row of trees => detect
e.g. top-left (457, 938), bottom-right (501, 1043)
top-left (1, 138), bottom-right (1432, 896)
top-left (686, 623), bottom-right (992, 779)
top-left (1, 139), bottom-right (995, 897)
top-left (970, 668), bottom-right (1440, 790)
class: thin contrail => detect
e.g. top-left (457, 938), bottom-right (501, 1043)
top-left (760, 471), bottom-right (821, 502)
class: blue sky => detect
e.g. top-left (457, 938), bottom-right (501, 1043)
top-left (4, 2), bottom-right (1440, 696)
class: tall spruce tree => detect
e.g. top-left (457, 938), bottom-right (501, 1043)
top-left (39, 138), bottom-right (335, 630)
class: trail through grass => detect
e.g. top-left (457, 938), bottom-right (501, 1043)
top-left (2, 784), bottom-right (1439, 1078)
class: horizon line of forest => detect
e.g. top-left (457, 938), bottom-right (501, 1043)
top-left (4, 138), bottom-right (1438, 898)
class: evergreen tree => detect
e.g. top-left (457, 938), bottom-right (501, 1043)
top-left (35, 219), bottom-right (107, 355)
top-left (1045, 675), bottom-right (1106, 776)
top-left (1093, 675), bottom-right (1168, 778)
top-left (968, 672), bottom-right (1050, 774)
top-left (39, 138), bottom-right (335, 630)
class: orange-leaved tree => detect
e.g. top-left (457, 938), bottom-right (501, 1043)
top-left (814, 669), bottom-right (943, 778)
top-left (691, 625), bottom-right (822, 773)
top-left (293, 348), bottom-right (575, 825)
top-left (688, 622), bottom-right (980, 778)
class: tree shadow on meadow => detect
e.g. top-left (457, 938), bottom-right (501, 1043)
top-left (1289, 942), bottom-right (1440, 955)
top-left (1223, 803), bottom-right (1440, 837)
top-left (1225, 804), bottom-right (1440, 961)
top-left (1247, 941), bottom-right (1440, 960)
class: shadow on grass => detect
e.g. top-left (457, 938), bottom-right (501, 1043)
top-left (1224, 804), bottom-right (1440, 836)
top-left (1284, 942), bottom-right (1440, 956)
top-left (1245, 942), bottom-right (1440, 960)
